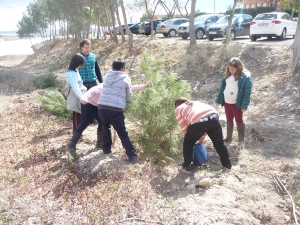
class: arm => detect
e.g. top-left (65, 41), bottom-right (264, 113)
top-left (241, 76), bottom-right (252, 110)
top-left (126, 78), bottom-right (133, 101)
top-left (66, 71), bottom-right (83, 99)
top-left (132, 84), bottom-right (147, 92)
top-left (215, 76), bottom-right (226, 105)
top-left (175, 107), bottom-right (189, 134)
top-left (95, 60), bottom-right (103, 83)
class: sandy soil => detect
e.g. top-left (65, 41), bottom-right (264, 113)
top-left (0, 35), bottom-right (300, 224)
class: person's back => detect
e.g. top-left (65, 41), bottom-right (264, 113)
top-left (98, 70), bottom-right (132, 110)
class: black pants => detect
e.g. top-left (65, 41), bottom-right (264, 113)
top-left (83, 81), bottom-right (97, 90)
top-left (183, 115), bottom-right (232, 169)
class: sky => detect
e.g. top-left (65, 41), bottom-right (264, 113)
top-left (0, 0), bottom-right (242, 31)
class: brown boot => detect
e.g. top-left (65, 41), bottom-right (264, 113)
top-left (224, 122), bottom-right (234, 142)
top-left (237, 123), bottom-right (245, 149)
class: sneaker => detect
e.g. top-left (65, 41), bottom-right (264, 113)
top-left (128, 156), bottom-right (138, 164)
top-left (178, 163), bottom-right (195, 174)
top-left (102, 149), bottom-right (112, 154)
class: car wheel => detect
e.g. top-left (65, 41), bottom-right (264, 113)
top-left (208, 36), bottom-right (214, 41)
top-left (278, 29), bottom-right (286, 40)
top-left (181, 35), bottom-right (188, 39)
top-left (231, 30), bottom-right (236, 40)
top-left (168, 29), bottom-right (177, 37)
top-left (250, 35), bottom-right (257, 41)
top-left (163, 33), bottom-right (169, 37)
top-left (195, 29), bottom-right (205, 39)
top-left (267, 36), bottom-right (272, 40)
top-left (146, 33), bottom-right (150, 36)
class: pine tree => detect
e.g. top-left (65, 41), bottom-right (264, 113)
top-left (125, 53), bottom-right (191, 164)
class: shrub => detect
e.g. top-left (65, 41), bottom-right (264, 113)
top-left (33, 73), bottom-right (57, 89)
top-left (125, 53), bottom-right (191, 164)
top-left (38, 90), bottom-right (72, 118)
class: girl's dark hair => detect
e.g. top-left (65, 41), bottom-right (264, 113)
top-left (175, 97), bottom-right (192, 108)
top-left (112, 57), bottom-right (125, 71)
top-left (68, 54), bottom-right (85, 71)
top-left (225, 57), bottom-right (248, 80)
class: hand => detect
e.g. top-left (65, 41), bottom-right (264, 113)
top-left (241, 109), bottom-right (247, 113)
top-left (216, 103), bottom-right (220, 108)
top-left (196, 133), bottom-right (207, 144)
top-left (146, 82), bottom-right (152, 87)
top-left (80, 99), bottom-right (87, 105)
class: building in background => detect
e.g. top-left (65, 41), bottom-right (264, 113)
top-left (244, 0), bottom-right (282, 11)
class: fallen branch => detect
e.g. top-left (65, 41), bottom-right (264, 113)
top-left (272, 174), bottom-right (298, 225)
top-left (119, 218), bottom-right (165, 224)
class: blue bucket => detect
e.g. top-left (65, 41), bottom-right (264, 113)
top-left (193, 143), bottom-right (209, 166)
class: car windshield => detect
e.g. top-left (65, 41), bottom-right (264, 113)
top-left (254, 14), bottom-right (278, 20)
top-left (216, 15), bottom-right (238, 24)
top-left (162, 20), bottom-right (173, 24)
top-left (195, 15), bottom-right (211, 22)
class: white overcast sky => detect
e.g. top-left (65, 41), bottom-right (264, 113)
top-left (0, 0), bottom-right (242, 31)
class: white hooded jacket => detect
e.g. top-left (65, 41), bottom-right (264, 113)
top-left (98, 70), bottom-right (132, 110)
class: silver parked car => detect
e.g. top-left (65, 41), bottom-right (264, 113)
top-left (156, 18), bottom-right (189, 37)
top-left (178, 14), bottom-right (224, 39)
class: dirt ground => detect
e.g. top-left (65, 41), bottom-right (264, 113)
top-left (0, 35), bottom-right (300, 225)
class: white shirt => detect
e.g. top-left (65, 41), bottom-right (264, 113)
top-left (224, 75), bottom-right (238, 104)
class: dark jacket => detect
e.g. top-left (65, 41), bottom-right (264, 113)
top-left (216, 70), bottom-right (252, 110)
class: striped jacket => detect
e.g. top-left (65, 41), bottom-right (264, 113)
top-left (175, 101), bottom-right (217, 133)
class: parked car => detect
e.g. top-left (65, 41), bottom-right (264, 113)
top-left (116, 24), bottom-right (134, 35)
top-left (156, 18), bottom-right (189, 37)
top-left (128, 23), bottom-right (141, 34)
top-left (178, 14), bottom-right (224, 39)
top-left (206, 14), bottom-right (253, 41)
top-left (250, 12), bottom-right (297, 41)
top-left (138, 20), bottom-right (166, 36)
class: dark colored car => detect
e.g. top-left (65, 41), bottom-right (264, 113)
top-left (206, 14), bottom-right (253, 41)
top-left (128, 23), bottom-right (141, 34)
top-left (117, 24), bottom-right (134, 35)
top-left (138, 20), bottom-right (166, 35)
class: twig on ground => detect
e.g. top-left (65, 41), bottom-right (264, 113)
top-left (272, 174), bottom-right (298, 225)
top-left (119, 218), bottom-right (165, 224)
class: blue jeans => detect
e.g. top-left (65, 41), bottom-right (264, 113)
top-left (98, 109), bottom-right (137, 157)
top-left (75, 103), bottom-right (102, 135)
top-left (183, 115), bottom-right (232, 169)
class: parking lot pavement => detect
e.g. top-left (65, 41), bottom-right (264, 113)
top-left (135, 33), bottom-right (294, 47)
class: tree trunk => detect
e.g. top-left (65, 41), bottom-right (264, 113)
top-left (189, 0), bottom-right (196, 45)
top-left (120, 0), bottom-right (133, 51)
top-left (291, 13), bottom-right (300, 74)
top-left (109, 0), bottom-right (118, 43)
top-left (87, 0), bottom-right (93, 38)
top-left (115, 0), bottom-right (125, 43)
top-left (225, 0), bottom-right (238, 46)
top-left (97, 16), bottom-right (100, 40)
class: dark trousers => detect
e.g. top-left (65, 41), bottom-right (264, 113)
top-left (83, 81), bottom-right (97, 90)
top-left (98, 108), bottom-right (137, 157)
top-left (75, 103), bottom-right (102, 135)
top-left (224, 102), bottom-right (243, 124)
top-left (72, 111), bottom-right (81, 134)
top-left (183, 115), bottom-right (232, 169)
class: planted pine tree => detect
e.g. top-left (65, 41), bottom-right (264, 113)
top-left (125, 53), bottom-right (191, 164)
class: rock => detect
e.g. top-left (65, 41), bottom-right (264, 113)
top-left (219, 178), bottom-right (224, 185)
top-left (185, 184), bottom-right (196, 194)
top-left (197, 178), bottom-right (212, 188)
top-left (280, 164), bottom-right (294, 172)
top-left (208, 151), bottom-right (215, 157)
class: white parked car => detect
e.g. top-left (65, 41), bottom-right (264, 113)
top-left (250, 12), bottom-right (297, 41)
top-left (156, 18), bottom-right (189, 37)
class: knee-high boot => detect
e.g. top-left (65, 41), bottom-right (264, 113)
top-left (67, 132), bottom-right (81, 158)
top-left (224, 122), bottom-right (234, 142)
top-left (96, 131), bottom-right (103, 148)
top-left (236, 123), bottom-right (245, 149)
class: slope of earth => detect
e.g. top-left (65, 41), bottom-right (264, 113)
top-left (0, 36), bottom-right (300, 224)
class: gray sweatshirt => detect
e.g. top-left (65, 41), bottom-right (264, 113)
top-left (98, 70), bottom-right (132, 110)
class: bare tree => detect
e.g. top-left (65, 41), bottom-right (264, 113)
top-left (109, 0), bottom-right (118, 43)
top-left (115, 0), bottom-right (126, 42)
top-left (120, 0), bottom-right (134, 51)
top-left (189, 0), bottom-right (196, 45)
top-left (225, 0), bottom-right (241, 46)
